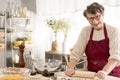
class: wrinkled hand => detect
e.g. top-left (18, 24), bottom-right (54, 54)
top-left (64, 68), bottom-right (75, 77)
top-left (95, 70), bottom-right (108, 79)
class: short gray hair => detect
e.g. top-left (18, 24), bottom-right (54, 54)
top-left (83, 2), bottom-right (104, 18)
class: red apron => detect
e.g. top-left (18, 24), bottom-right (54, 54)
top-left (85, 24), bottom-right (120, 77)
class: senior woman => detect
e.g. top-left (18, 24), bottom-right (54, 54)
top-left (65, 2), bottom-right (120, 79)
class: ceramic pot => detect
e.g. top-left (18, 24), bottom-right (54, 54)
top-left (51, 40), bottom-right (58, 52)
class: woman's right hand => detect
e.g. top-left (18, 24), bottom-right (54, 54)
top-left (64, 68), bottom-right (75, 77)
top-left (65, 59), bottom-right (77, 76)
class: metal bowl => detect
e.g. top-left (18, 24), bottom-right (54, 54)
top-left (35, 59), bottom-right (62, 72)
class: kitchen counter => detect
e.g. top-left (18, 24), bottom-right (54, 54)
top-left (27, 74), bottom-right (50, 80)
top-left (0, 73), bottom-right (50, 80)
top-left (0, 68), bottom-right (120, 80)
top-left (0, 68), bottom-right (50, 80)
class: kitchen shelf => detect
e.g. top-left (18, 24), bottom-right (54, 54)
top-left (0, 14), bottom-right (7, 68)
top-left (13, 43), bottom-right (33, 50)
top-left (7, 17), bottom-right (33, 67)
top-left (7, 30), bottom-right (32, 33)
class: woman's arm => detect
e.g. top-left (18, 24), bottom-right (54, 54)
top-left (96, 59), bottom-right (118, 79)
top-left (64, 59), bottom-right (77, 76)
top-left (65, 27), bottom-right (89, 76)
top-left (68, 59), bottom-right (77, 69)
top-left (103, 59), bottom-right (118, 73)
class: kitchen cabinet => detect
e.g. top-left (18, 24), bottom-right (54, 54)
top-left (7, 17), bottom-right (33, 67)
top-left (0, 13), bottom-right (7, 68)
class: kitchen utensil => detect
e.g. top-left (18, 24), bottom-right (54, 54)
top-left (54, 70), bottom-right (120, 80)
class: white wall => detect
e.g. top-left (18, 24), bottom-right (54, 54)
top-left (34, 1), bottom-right (120, 60)
top-left (104, 6), bottom-right (120, 28)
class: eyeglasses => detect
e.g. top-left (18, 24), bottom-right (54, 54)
top-left (87, 14), bottom-right (101, 21)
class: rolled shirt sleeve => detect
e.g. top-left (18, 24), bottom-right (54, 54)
top-left (70, 27), bottom-right (89, 62)
top-left (108, 26), bottom-right (120, 62)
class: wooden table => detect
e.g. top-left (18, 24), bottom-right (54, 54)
top-left (28, 74), bottom-right (50, 80)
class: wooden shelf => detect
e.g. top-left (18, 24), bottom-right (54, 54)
top-left (13, 44), bottom-right (33, 50)
top-left (45, 51), bottom-right (70, 56)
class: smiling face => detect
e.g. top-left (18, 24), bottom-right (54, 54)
top-left (83, 2), bottom-right (105, 30)
top-left (86, 12), bottom-right (104, 30)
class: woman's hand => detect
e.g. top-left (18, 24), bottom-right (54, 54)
top-left (95, 59), bottom-right (118, 79)
top-left (95, 70), bottom-right (108, 79)
top-left (64, 59), bottom-right (77, 76)
top-left (64, 68), bottom-right (75, 77)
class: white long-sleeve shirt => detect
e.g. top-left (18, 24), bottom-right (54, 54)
top-left (70, 23), bottom-right (120, 63)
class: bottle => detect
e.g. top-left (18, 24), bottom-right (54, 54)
top-left (25, 51), bottom-right (33, 69)
top-left (14, 53), bottom-right (19, 63)
top-left (22, 7), bottom-right (28, 18)
top-left (6, 2), bottom-right (11, 18)
top-left (19, 42), bottom-right (25, 67)
top-left (25, 19), bottom-right (31, 31)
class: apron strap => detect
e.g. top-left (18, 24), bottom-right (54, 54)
top-left (90, 27), bottom-right (94, 40)
top-left (104, 23), bottom-right (108, 39)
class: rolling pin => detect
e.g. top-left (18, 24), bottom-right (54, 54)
top-left (54, 70), bottom-right (120, 80)
top-left (74, 70), bottom-right (120, 80)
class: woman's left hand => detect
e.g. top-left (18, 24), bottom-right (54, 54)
top-left (95, 70), bottom-right (108, 79)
